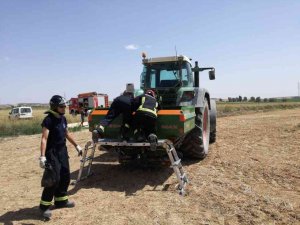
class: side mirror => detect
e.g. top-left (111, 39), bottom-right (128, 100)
top-left (209, 70), bottom-right (215, 80)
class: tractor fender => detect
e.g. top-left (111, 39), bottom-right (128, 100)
top-left (209, 99), bottom-right (217, 143)
top-left (193, 88), bottom-right (211, 109)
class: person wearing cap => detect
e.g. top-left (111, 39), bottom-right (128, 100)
top-left (93, 84), bottom-right (135, 141)
top-left (133, 89), bottom-right (159, 150)
top-left (39, 95), bottom-right (83, 219)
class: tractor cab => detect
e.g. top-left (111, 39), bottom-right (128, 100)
top-left (141, 56), bottom-right (194, 89)
top-left (140, 56), bottom-right (194, 108)
top-left (140, 55), bottom-right (215, 109)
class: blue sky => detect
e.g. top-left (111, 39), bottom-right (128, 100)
top-left (0, 0), bottom-right (299, 104)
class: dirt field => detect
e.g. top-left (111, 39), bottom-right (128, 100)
top-left (0, 109), bottom-right (299, 225)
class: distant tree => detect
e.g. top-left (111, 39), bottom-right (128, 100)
top-left (263, 98), bottom-right (268, 102)
top-left (250, 96), bottom-right (255, 102)
top-left (282, 98), bottom-right (287, 102)
top-left (228, 97), bottom-right (232, 102)
top-left (256, 97), bottom-right (261, 102)
top-left (269, 98), bottom-right (275, 102)
top-left (238, 96), bottom-right (243, 102)
top-left (243, 97), bottom-right (248, 102)
top-left (219, 98), bottom-right (223, 102)
top-left (235, 97), bottom-right (239, 102)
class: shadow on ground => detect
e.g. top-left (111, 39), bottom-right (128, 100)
top-left (0, 206), bottom-right (46, 225)
top-left (68, 151), bottom-right (181, 196)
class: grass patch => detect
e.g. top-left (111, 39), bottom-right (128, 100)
top-left (69, 126), bottom-right (83, 132)
top-left (0, 107), bottom-right (82, 137)
top-left (217, 102), bottom-right (300, 117)
top-left (0, 118), bottom-right (42, 137)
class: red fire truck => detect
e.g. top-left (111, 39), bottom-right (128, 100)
top-left (68, 92), bottom-right (109, 115)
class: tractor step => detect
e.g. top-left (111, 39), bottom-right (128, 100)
top-left (73, 139), bottom-right (188, 195)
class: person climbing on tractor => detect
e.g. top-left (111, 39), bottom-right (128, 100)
top-left (39, 95), bottom-right (83, 219)
top-left (92, 83), bottom-right (135, 141)
top-left (133, 89), bottom-right (159, 151)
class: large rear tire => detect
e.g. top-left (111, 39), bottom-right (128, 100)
top-left (180, 99), bottom-right (210, 159)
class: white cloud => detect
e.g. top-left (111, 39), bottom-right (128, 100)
top-left (0, 56), bottom-right (10, 62)
top-left (125, 44), bottom-right (139, 50)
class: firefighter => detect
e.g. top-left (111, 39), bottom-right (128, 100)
top-left (133, 89), bottom-right (159, 151)
top-left (39, 95), bottom-right (83, 219)
top-left (92, 84), bottom-right (135, 141)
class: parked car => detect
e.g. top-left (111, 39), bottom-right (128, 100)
top-left (9, 106), bottom-right (33, 119)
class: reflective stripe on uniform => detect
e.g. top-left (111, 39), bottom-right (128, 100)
top-left (137, 97), bottom-right (157, 116)
top-left (137, 96), bottom-right (146, 111)
top-left (40, 200), bottom-right (52, 206)
top-left (125, 123), bottom-right (130, 128)
top-left (54, 196), bottom-right (68, 202)
top-left (138, 107), bottom-right (157, 115)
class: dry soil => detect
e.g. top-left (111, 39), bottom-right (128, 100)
top-left (0, 109), bottom-right (299, 225)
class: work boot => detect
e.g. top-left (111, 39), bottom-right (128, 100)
top-left (120, 125), bottom-right (130, 141)
top-left (64, 200), bottom-right (75, 208)
top-left (55, 200), bottom-right (75, 208)
top-left (40, 208), bottom-right (52, 219)
top-left (136, 134), bottom-right (145, 142)
top-left (148, 134), bottom-right (158, 151)
top-left (134, 129), bottom-right (145, 142)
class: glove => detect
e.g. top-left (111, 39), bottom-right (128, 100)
top-left (39, 156), bottom-right (47, 169)
top-left (76, 145), bottom-right (83, 156)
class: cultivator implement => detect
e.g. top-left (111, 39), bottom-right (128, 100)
top-left (73, 139), bottom-right (189, 195)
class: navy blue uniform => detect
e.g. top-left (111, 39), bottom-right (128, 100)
top-left (40, 112), bottom-right (71, 210)
top-left (100, 94), bottom-right (134, 128)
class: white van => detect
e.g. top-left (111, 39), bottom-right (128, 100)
top-left (9, 107), bottom-right (33, 119)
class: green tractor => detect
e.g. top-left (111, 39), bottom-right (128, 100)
top-left (140, 55), bottom-right (216, 159)
top-left (77, 55), bottom-right (216, 194)
top-left (88, 55), bottom-right (216, 160)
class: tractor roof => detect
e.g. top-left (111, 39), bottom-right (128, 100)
top-left (143, 55), bottom-right (192, 65)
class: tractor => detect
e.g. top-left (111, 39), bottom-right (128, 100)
top-left (88, 54), bottom-right (216, 160)
top-left (77, 54), bottom-right (216, 194)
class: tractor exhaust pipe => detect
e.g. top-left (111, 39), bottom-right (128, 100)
top-left (194, 61), bottom-right (200, 87)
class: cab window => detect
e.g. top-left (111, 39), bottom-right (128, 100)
top-left (21, 108), bottom-right (31, 113)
